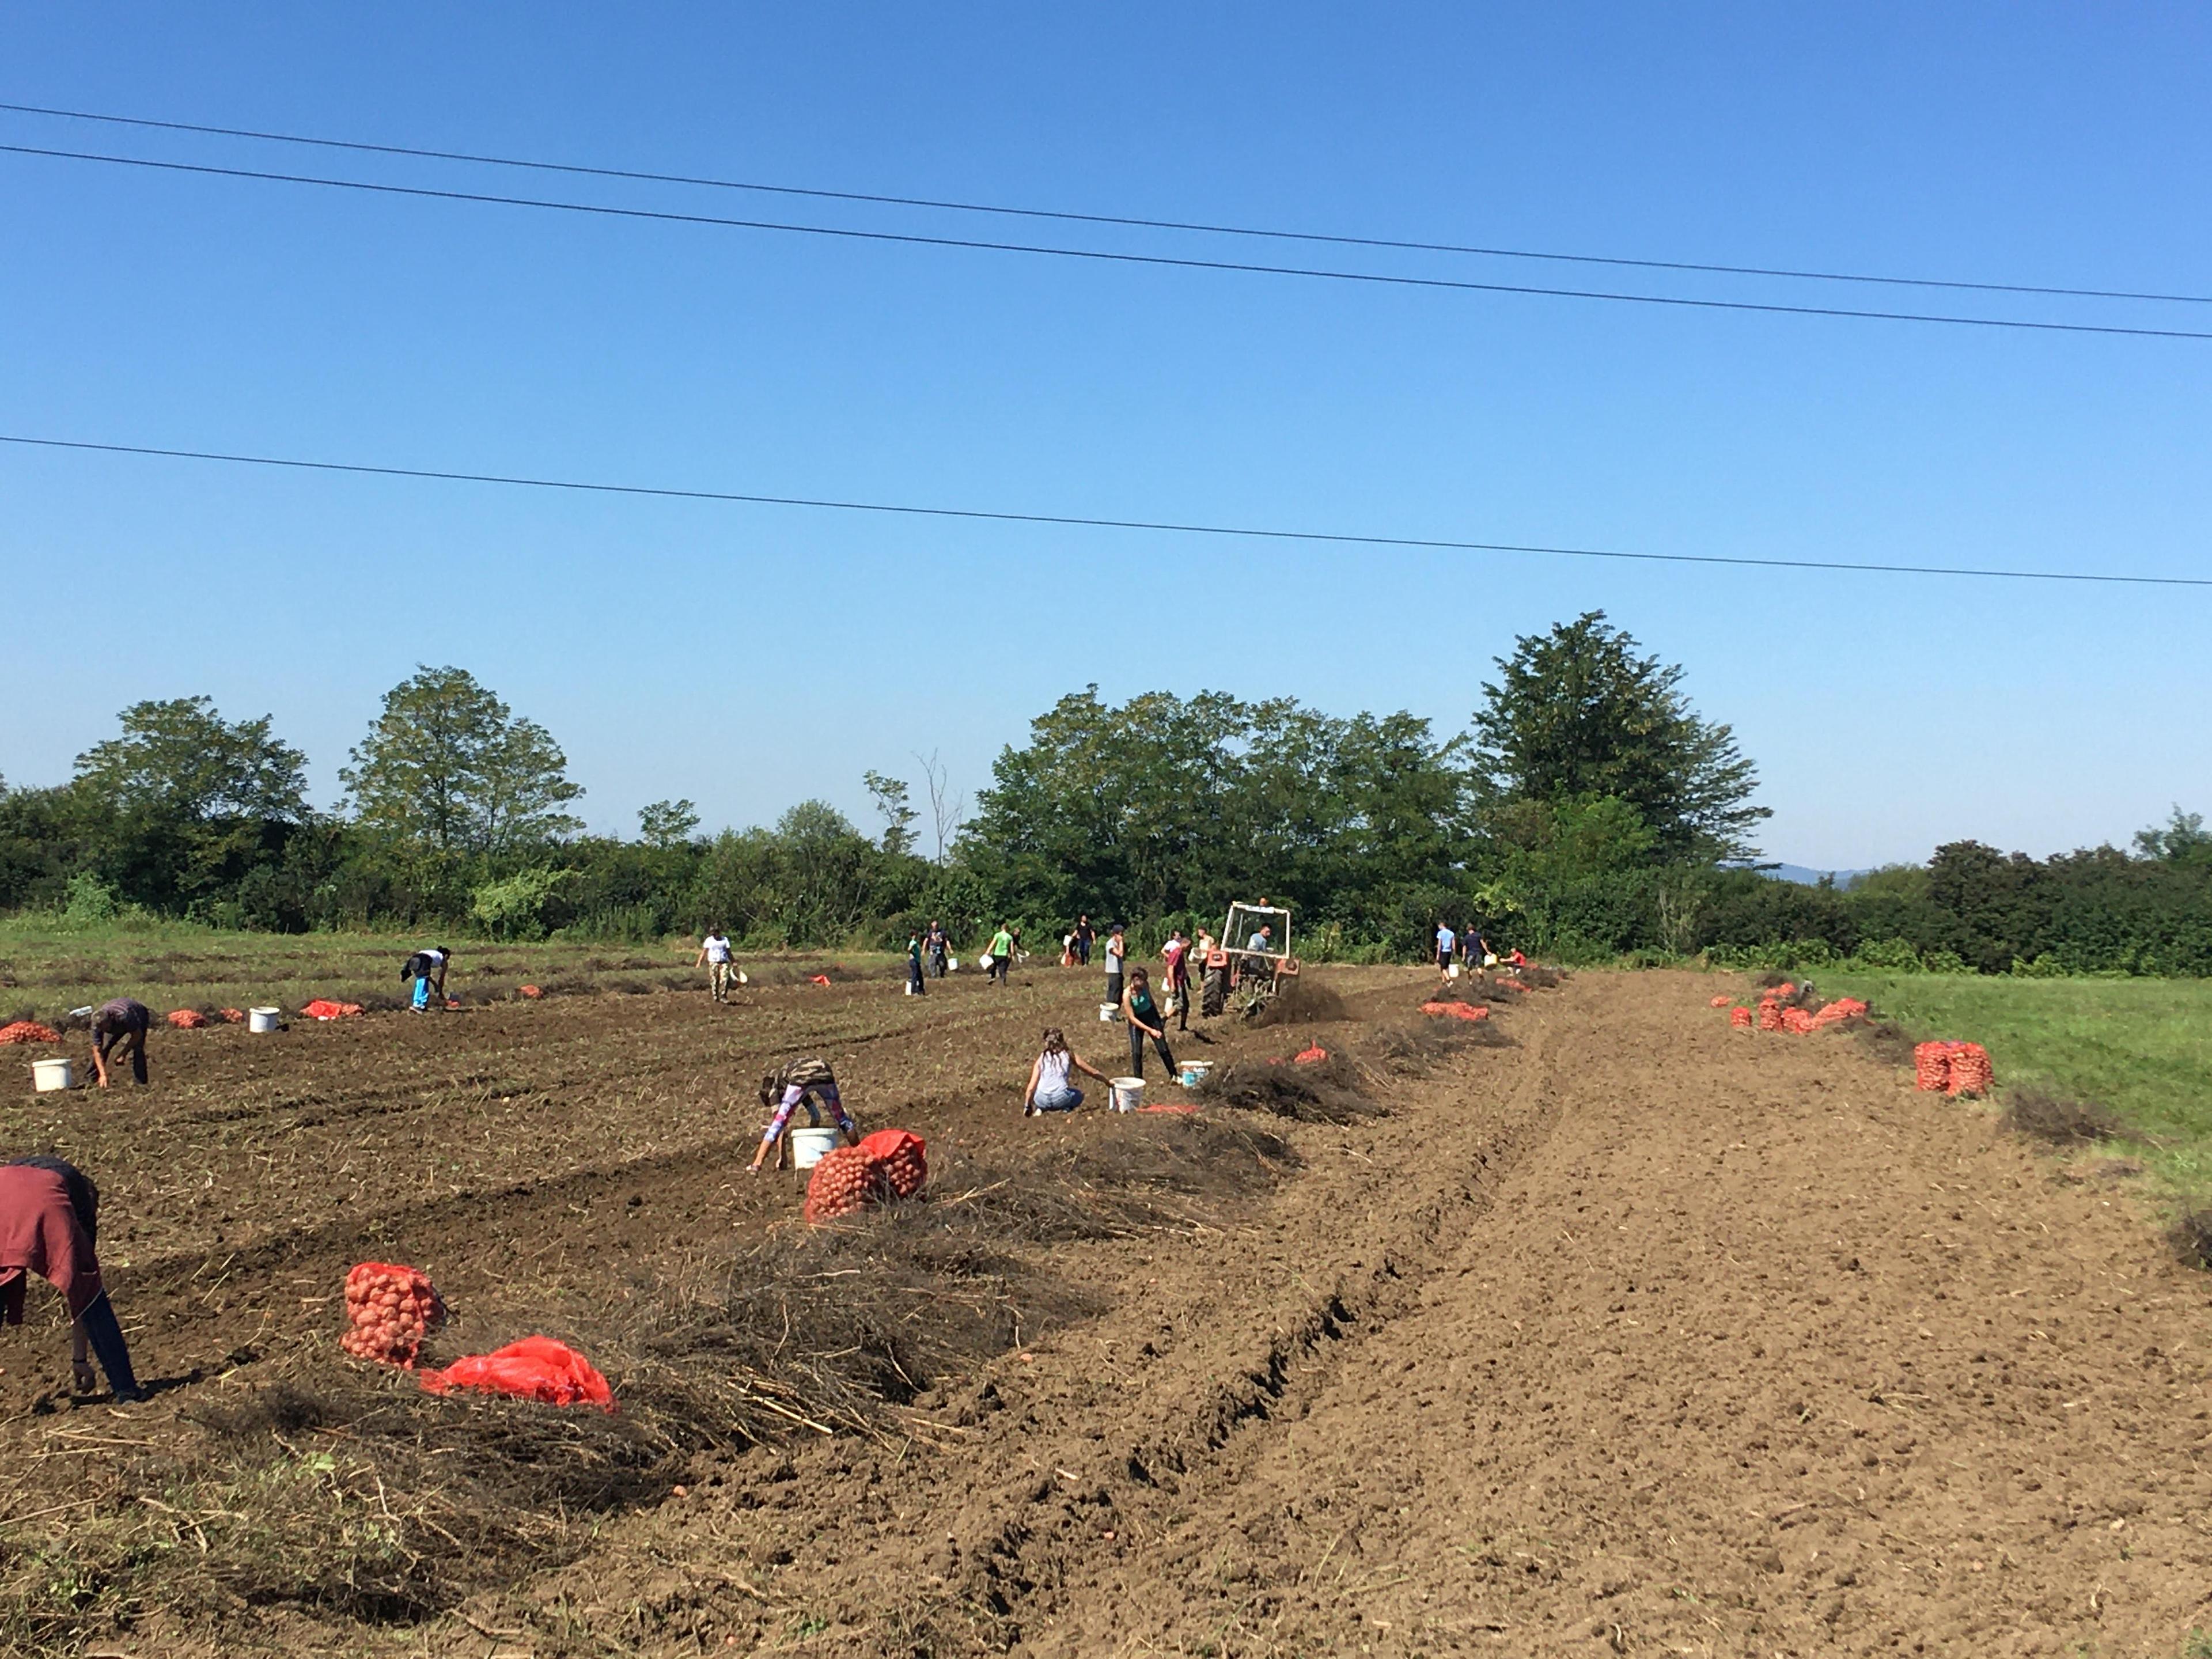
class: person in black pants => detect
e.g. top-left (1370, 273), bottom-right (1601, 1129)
top-left (1103, 923), bottom-right (1127, 1010)
top-left (1120, 967), bottom-right (1176, 1080)
top-left (89, 998), bottom-right (150, 1087)
top-left (0, 1156), bottom-right (146, 1402)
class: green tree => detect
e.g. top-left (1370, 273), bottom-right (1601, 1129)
top-left (1471, 612), bottom-right (1767, 862)
top-left (638, 798), bottom-right (701, 849)
top-left (340, 666), bottom-right (582, 858)
top-left (73, 696), bottom-right (308, 823)
top-left (862, 771), bottom-right (919, 857)
top-left (2135, 807), bottom-right (2212, 864)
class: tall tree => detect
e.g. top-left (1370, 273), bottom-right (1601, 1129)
top-left (340, 666), bottom-right (582, 857)
top-left (862, 771), bottom-right (919, 857)
top-left (73, 696), bottom-right (309, 823)
top-left (1470, 612), bottom-right (1767, 862)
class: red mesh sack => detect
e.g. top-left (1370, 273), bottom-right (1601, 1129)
top-left (341, 1261), bottom-right (446, 1368)
top-left (1420, 1001), bottom-right (1490, 1021)
top-left (0, 1021), bottom-right (60, 1044)
top-left (419, 1336), bottom-right (614, 1412)
top-left (518, 984), bottom-right (544, 999)
top-left (856, 1128), bottom-right (927, 1198)
top-left (1709, 995), bottom-right (1730, 1007)
top-left (1294, 1044), bottom-right (1330, 1064)
top-left (302, 999), bottom-right (363, 1020)
top-left (1729, 1006), bottom-right (1752, 1028)
top-left (1946, 1042), bottom-right (1994, 1097)
top-left (1757, 999), bottom-right (1784, 1032)
top-left (1809, 998), bottom-right (1868, 1029)
top-left (805, 1146), bottom-right (890, 1223)
top-left (1913, 1041), bottom-right (1952, 1092)
top-left (166, 1008), bottom-right (207, 1029)
top-left (219, 1008), bottom-right (245, 1024)
top-left (1780, 1007), bottom-right (1817, 1034)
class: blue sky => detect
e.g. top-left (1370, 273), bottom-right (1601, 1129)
top-left (3, 3), bottom-right (2206, 869)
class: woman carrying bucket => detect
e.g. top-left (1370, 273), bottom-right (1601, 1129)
top-left (1120, 967), bottom-right (1177, 1081)
top-left (1022, 1028), bottom-right (1112, 1115)
top-left (747, 1056), bottom-right (861, 1172)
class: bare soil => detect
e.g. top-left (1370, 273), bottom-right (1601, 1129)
top-left (4, 968), bottom-right (2208, 1656)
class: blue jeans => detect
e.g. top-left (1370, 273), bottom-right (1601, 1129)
top-left (1031, 1086), bottom-right (1083, 1112)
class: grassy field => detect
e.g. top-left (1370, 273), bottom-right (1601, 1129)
top-left (1812, 968), bottom-right (2212, 1200)
top-left (0, 918), bottom-right (903, 1022)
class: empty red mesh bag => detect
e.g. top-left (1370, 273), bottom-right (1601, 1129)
top-left (855, 1128), bottom-right (927, 1198)
top-left (805, 1146), bottom-right (889, 1223)
top-left (419, 1336), bottom-right (614, 1411)
top-left (302, 999), bottom-right (363, 1020)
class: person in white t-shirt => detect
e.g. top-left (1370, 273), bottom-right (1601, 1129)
top-left (695, 929), bottom-right (738, 1003)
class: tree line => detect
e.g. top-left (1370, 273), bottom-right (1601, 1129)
top-left (3, 615), bottom-right (2205, 974)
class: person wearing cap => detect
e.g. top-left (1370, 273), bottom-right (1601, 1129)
top-left (88, 998), bottom-right (150, 1088)
top-left (1103, 923), bottom-right (1127, 1009)
top-left (0, 1156), bottom-right (146, 1402)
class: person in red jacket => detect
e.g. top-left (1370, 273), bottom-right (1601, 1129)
top-left (0, 1157), bottom-right (145, 1402)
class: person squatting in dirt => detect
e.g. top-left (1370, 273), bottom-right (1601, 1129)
top-left (695, 927), bottom-right (739, 1002)
top-left (401, 946), bottom-right (452, 1012)
top-left (0, 1156), bottom-right (145, 1402)
top-left (88, 997), bottom-right (150, 1087)
top-left (1162, 927), bottom-right (1192, 1032)
top-left (747, 1056), bottom-right (861, 1172)
top-left (1121, 966), bottom-right (1177, 1080)
top-left (1022, 1027), bottom-right (1113, 1115)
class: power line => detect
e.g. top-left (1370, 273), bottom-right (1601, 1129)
top-left (5, 432), bottom-right (2203, 589)
top-left (4, 97), bottom-right (2205, 309)
top-left (9, 142), bottom-right (2209, 344)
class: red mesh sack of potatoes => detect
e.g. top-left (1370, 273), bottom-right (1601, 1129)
top-left (341, 1261), bottom-right (446, 1368)
top-left (219, 1008), bottom-right (245, 1024)
top-left (1757, 999), bottom-right (1783, 1032)
top-left (1729, 1006), bottom-right (1752, 1028)
top-left (1780, 1007), bottom-right (1817, 1034)
top-left (1946, 1042), bottom-right (1994, 1097)
top-left (805, 1146), bottom-right (890, 1223)
top-left (856, 1128), bottom-right (927, 1198)
top-left (1709, 995), bottom-right (1730, 1007)
top-left (1810, 997), bottom-right (1868, 1029)
top-left (0, 1021), bottom-right (60, 1044)
top-left (1913, 1041), bottom-right (1952, 1092)
top-left (166, 1008), bottom-right (207, 1029)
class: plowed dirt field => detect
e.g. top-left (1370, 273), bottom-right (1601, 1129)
top-left (3, 967), bottom-right (2207, 1657)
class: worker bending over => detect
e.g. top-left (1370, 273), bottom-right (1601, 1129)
top-left (89, 998), bottom-right (150, 1088)
top-left (748, 1056), bottom-right (862, 1172)
top-left (0, 1157), bottom-right (145, 1402)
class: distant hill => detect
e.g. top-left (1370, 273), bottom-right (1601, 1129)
top-left (1765, 863), bottom-right (1873, 888)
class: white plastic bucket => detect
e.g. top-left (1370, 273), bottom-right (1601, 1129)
top-left (1448, 961), bottom-right (1463, 980)
top-left (948, 957), bottom-right (959, 972)
top-left (32, 1058), bottom-right (73, 1093)
top-left (1098, 1002), bottom-right (1121, 1022)
top-left (1179, 1060), bottom-right (1214, 1089)
top-left (248, 1006), bottom-right (281, 1033)
top-left (1109, 1076), bottom-right (1145, 1113)
top-left (788, 1126), bottom-right (841, 1169)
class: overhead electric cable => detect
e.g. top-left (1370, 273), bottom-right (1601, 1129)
top-left (3, 97), bottom-right (2203, 309)
top-left (5, 142), bottom-right (2207, 343)
top-left (4, 433), bottom-right (2203, 589)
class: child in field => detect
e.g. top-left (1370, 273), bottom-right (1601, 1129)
top-left (747, 1056), bottom-right (861, 1172)
top-left (1022, 1027), bottom-right (1112, 1114)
